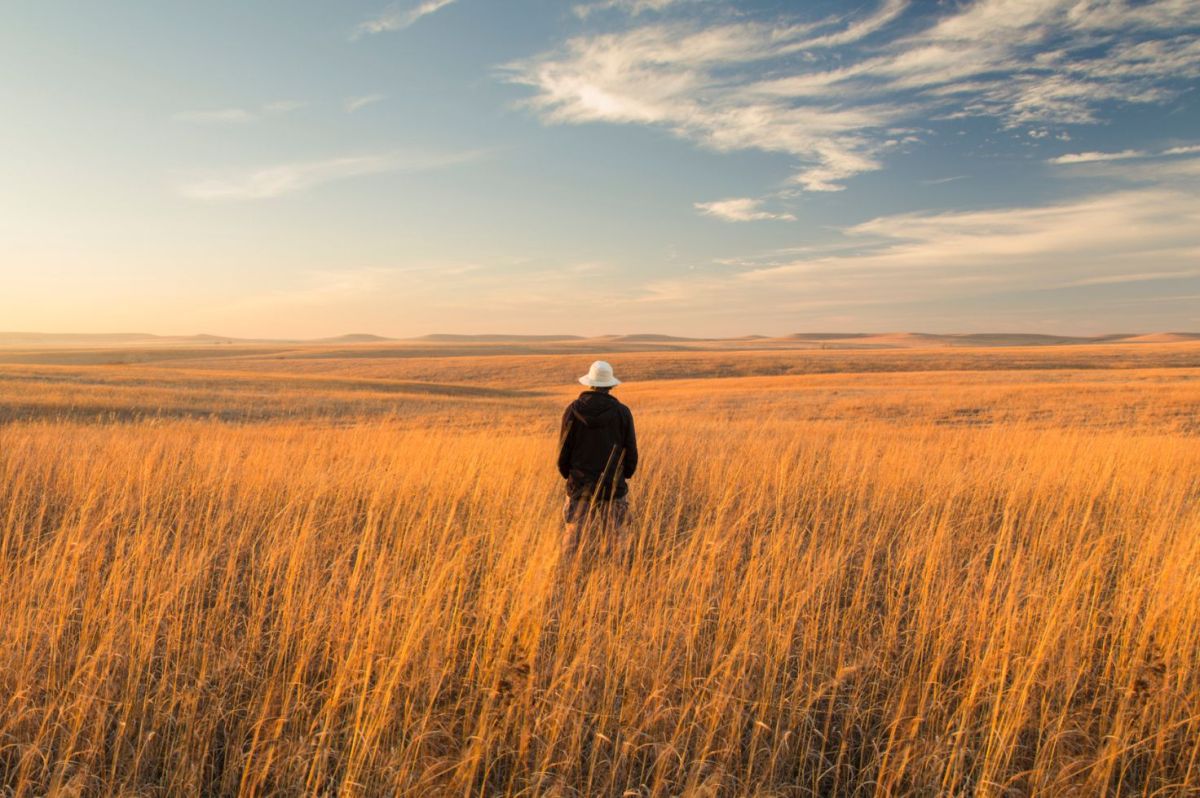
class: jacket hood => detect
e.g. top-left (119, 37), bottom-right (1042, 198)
top-left (570, 391), bottom-right (620, 429)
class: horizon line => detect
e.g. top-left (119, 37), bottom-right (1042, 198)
top-left (2, 330), bottom-right (1198, 344)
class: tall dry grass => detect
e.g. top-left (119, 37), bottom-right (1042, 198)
top-left (2, 401), bottom-right (1199, 795)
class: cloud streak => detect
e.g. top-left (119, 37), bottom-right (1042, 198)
top-left (1048, 149), bottom-right (1147, 164)
top-left (1048, 142), bottom-right (1200, 165)
top-left (794, 0), bottom-right (909, 49)
top-left (177, 149), bottom-right (485, 201)
top-left (694, 198), bottom-right (795, 222)
top-left (574, 0), bottom-right (701, 18)
top-left (173, 100), bottom-right (305, 125)
top-left (354, 0), bottom-right (456, 37)
top-left (345, 94), bottom-right (386, 113)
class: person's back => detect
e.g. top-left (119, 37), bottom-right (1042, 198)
top-left (557, 361), bottom-right (638, 557)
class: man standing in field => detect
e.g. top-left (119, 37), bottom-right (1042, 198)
top-left (558, 361), bottom-right (638, 558)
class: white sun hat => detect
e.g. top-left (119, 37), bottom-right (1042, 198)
top-left (579, 360), bottom-right (621, 388)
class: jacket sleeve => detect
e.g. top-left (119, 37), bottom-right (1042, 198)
top-left (557, 406), bottom-right (573, 479)
top-left (622, 408), bottom-right (638, 478)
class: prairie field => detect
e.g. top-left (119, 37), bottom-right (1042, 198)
top-left (1, 339), bottom-right (1199, 797)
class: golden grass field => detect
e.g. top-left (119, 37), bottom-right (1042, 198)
top-left (1, 339), bottom-right (1199, 796)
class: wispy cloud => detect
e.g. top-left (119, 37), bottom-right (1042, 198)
top-left (262, 100), bottom-right (306, 114)
top-left (814, 186), bottom-right (1200, 276)
top-left (574, 0), bottom-right (701, 18)
top-left (354, 0), bottom-right (455, 38)
top-left (173, 100), bottom-right (305, 125)
top-left (503, 20), bottom-right (894, 192)
top-left (694, 197), bottom-right (795, 222)
top-left (1048, 142), bottom-right (1200, 165)
top-left (345, 94), bottom-right (386, 113)
top-left (1060, 151), bottom-right (1200, 184)
top-left (1065, 269), bottom-right (1200, 287)
top-left (630, 173), bottom-right (1200, 325)
top-left (1049, 149), bottom-right (1147, 164)
top-left (507, 0), bottom-right (1200, 195)
top-left (794, 0), bottom-right (909, 49)
top-left (177, 149), bottom-right (485, 201)
top-left (920, 175), bottom-right (968, 185)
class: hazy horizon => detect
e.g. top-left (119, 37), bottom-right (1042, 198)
top-left (3, 329), bottom-right (1199, 345)
top-left (3, 0), bottom-right (1199, 337)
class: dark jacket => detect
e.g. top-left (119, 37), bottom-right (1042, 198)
top-left (557, 390), bottom-right (638, 499)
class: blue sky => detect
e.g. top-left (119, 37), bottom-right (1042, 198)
top-left (2, 0), bottom-right (1198, 337)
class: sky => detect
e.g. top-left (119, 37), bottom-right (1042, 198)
top-left (1, 0), bottom-right (1198, 338)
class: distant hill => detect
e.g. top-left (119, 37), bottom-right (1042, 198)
top-left (315, 333), bottom-right (395, 344)
top-left (1116, 332), bottom-right (1200, 344)
top-left (940, 333), bottom-right (1200, 346)
top-left (3, 331), bottom-right (1198, 350)
top-left (782, 333), bottom-right (945, 347)
top-left (944, 333), bottom-right (1096, 346)
top-left (605, 334), bottom-right (704, 342)
top-left (604, 333), bottom-right (775, 342)
top-left (781, 332), bottom-right (1200, 348)
top-left (414, 334), bottom-right (585, 342)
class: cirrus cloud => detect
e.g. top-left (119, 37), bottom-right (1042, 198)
top-left (694, 197), bottom-right (795, 222)
top-left (353, 0), bottom-right (456, 38)
top-left (631, 164), bottom-right (1200, 332)
top-left (506, 0), bottom-right (1200, 196)
top-left (345, 94), bottom-right (386, 113)
top-left (173, 100), bottom-right (306, 125)
top-left (177, 149), bottom-right (486, 202)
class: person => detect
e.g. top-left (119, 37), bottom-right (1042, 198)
top-left (557, 360), bottom-right (638, 559)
